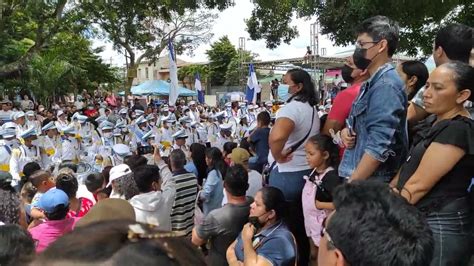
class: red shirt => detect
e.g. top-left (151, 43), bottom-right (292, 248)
top-left (327, 83), bottom-right (362, 124)
top-left (327, 83), bottom-right (362, 158)
top-left (66, 197), bottom-right (94, 218)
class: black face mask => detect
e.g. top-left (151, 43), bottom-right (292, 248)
top-left (341, 65), bottom-right (355, 84)
top-left (352, 47), bottom-right (372, 70)
top-left (249, 215), bottom-right (265, 232)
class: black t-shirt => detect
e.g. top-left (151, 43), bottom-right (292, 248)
top-left (314, 169), bottom-right (345, 202)
top-left (397, 115), bottom-right (474, 212)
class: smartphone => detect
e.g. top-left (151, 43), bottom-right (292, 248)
top-left (137, 145), bottom-right (154, 155)
top-left (345, 118), bottom-right (355, 136)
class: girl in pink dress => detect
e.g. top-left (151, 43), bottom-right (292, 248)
top-left (302, 134), bottom-right (344, 265)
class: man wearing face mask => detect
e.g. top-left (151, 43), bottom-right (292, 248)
top-left (157, 116), bottom-right (174, 150)
top-left (25, 111), bottom-right (41, 133)
top-left (129, 116), bottom-right (149, 153)
top-left (103, 143), bottom-right (131, 167)
top-left (179, 116), bottom-right (193, 147)
top-left (97, 121), bottom-right (116, 157)
top-left (0, 128), bottom-right (19, 173)
top-left (60, 125), bottom-right (81, 164)
top-left (339, 16), bottom-right (408, 183)
top-left (12, 111), bottom-right (28, 138)
top-left (10, 127), bottom-right (46, 189)
top-left (39, 121), bottom-right (62, 169)
top-left (322, 56), bottom-right (369, 139)
top-left (192, 165), bottom-right (253, 266)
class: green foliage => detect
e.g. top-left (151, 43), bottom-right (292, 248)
top-left (246, 0), bottom-right (473, 56)
top-left (225, 50), bottom-right (258, 85)
top-left (178, 64), bottom-right (209, 84)
top-left (206, 36), bottom-right (237, 86)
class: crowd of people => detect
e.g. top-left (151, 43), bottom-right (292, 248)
top-left (0, 15), bottom-right (473, 266)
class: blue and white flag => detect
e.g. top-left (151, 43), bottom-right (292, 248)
top-left (245, 64), bottom-right (259, 104)
top-left (195, 72), bottom-right (205, 104)
top-left (168, 40), bottom-right (179, 107)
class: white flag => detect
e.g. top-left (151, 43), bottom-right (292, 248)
top-left (168, 40), bottom-right (178, 106)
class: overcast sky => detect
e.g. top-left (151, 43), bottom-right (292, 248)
top-left (93, 0), bottom-right (348, 67)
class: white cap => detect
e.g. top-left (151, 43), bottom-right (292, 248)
top-left (179, 116), bottom-right (192, 124)
top-left (119, 108), bottom-right (128, 114)
top-left (99, 121), bottom-right (115, 130)
top-left (12, 111), bottom-right (25, 121)
top-left (95, 115), bottom-right (107, 124)
top-left (225, 102), bottom-right (232, 107)
top-left (106, 164), bottom-right (132, 188)
top-left (219, 123), bottom-right (233, 131)
top-left (135, 109), bottom-right (145, 116)
top-left (1, 128), bottom-right (16, 138)
top-left (188, 100), bottom-right (196, 106)
top-left (213, 111), bottom-right (226, 119)
top-left (42, 121), bottom-right (57, 131)
top-left (62, 125), bottom-right (77, 135)
top-left (25, 111), bottom-right (35, 117)
top-left (20, 127), bottom-right (38, 139)
top-left (135, 116), bottom-right (147, 125)
top-left (112, 144), bottom-right (131, 157)
top-left (141, 130), bottom-right (154, 141)
top-left (172, 129), bottom-right (188, 139)
top-left (56, 110), bottom-right (65, 118)
top-left (265, 101), bottom-right (273, 107)
top-left (2, 122), bottom-right (16, 129)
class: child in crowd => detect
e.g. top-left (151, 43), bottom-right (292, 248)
top-left (302, 134), bottom-right (344, 265)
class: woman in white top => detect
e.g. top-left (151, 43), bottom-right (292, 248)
top-left (268, 68), bottom-right (320, 266)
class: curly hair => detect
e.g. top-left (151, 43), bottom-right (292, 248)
top-left (0, 190), bottom-right (21, 225)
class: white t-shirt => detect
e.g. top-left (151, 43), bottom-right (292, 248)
top-left (247, 170), bottom-right (262, 197)
top-left (268, 100), bottom-right (320, 172)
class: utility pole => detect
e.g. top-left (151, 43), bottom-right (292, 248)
top-left (238, 37), bottom-right (246, 89)
top-left (310, 21), bottom-right (321, 97)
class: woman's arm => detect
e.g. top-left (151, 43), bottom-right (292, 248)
top-left (200, 170), bottom-right (218, 201)
top-left (315, 200), bottom-right (335, 210)
top-left (227, 240), bottom-right (243, 266)
top-left (269, 118), bottom-right (295, 163)
top-left (401, 142), bottom-right (465, 204)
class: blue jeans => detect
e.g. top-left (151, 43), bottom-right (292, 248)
top-left (268, 167), bottom-right (311, 202)
top-left (426, 198), bottom-right (472, 266)
top-left (269, 167), bottom-right (311, 266)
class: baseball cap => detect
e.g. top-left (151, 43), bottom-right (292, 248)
top-left (38, 188), bottom-right (70, 213)
top-left (106, 164), bottom-right (132, 187)
top-left (230, 147), bottom-right (250, 165)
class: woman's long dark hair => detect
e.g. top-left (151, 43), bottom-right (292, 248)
top-left (400, 61), bottom-right (429, 100)
top-left (190, 143), bottom-right (207, 186)
top-left (205, 147), bottom-right (227, 180)
top-left (286, 68), bottom-right (319, 106)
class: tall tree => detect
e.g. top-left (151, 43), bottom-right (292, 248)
top-left (206, 36), bottom-right (237, 86)
top-left (225, 50), bottom-right (259, 86)
top-left (246, 0), bottom-right (473, 56)
top-left (82, 1), bottom-right (221, 96)
top-left (0, 0), bottom-right (82, 77)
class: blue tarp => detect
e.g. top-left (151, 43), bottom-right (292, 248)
top-left (119, 80), bottom-right (197, 97)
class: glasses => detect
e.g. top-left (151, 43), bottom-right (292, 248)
top-left (355, 40), bottom-right (380, 49)
top-left (320, 217), bottom-right (336, 249)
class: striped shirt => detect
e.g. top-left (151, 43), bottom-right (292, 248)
top-left (170, 170), bottom-right (199, 235)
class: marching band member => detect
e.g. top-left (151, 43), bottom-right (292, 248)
top-left (207, 111), bottom-right (225, 145)
top-left (178, 116), bottom-right (193, 147)
top-left (188, 101), bottom-right (200, 122)
top-left (25, 111), bottom-right (41, 132)
top-left (102, 143), bottom-right (131, 167)
top-left (157, 115), bottom-right (174, 150)
top-left (172, 129), bottom-right (190, 156)
top-left (0, 128), bottom-right (18, 174)
top-left (10, 128), bottom-right (46, 188)
top-left (117, 107), bottom-right (130, 125)
top-left (39, 121), bottom-right (62, 169)
top-left (237, 114), bottom-right (250, 139)
top-left (214, 123), bottom-right (233, 151)
top-left (60, 125), bottom-right (81, 164)
top-left (247, 104), bottom-right (257, 124)
top-left (55, 110), bottom-right (69, 130)
top-left (12, 111), bottom-right (28, 138)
